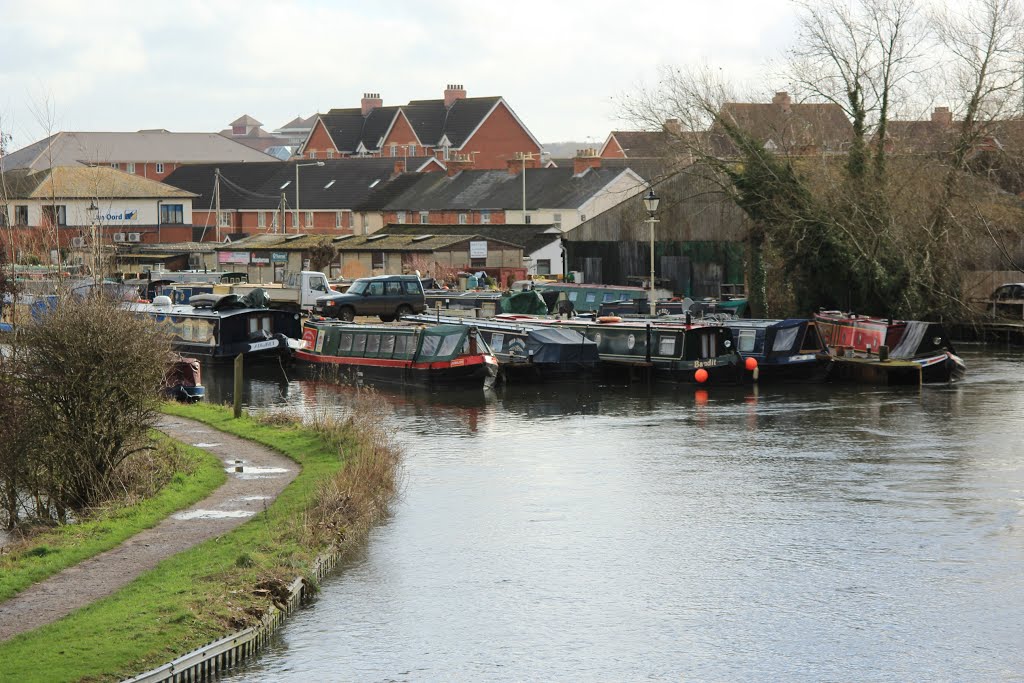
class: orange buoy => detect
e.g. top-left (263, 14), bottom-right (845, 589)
top-left (695, 368), bottom-right (709, 383)
top-left (596, 316), bottom-right (622, 324)
top-left (744, 357), bottom-right (758, 371)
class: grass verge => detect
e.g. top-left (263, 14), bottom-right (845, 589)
top-left (0, 398), bottom-right (400, 682)
top-left (0, 435), bottom-right (226, 603)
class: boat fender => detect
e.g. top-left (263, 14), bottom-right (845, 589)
top-left (597, 316), bottom-right (622, 324)
top-left (137, 298), bottom-right (150, 304)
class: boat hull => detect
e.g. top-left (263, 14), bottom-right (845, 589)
top-left (296, 350), bottom-right (498, 390)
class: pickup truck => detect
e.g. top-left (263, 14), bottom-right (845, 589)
top-left (219, 271), bottom-right (336, 313)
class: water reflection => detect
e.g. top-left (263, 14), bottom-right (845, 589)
top-left (208, 348), bottom-right (1024, 682)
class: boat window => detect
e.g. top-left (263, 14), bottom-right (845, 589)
top-left (585, 293), bottom-right (597, 303)
top-left (658, 335), bottom-right (676, 356)
top-left (772, 326), bottom-right (800, 352)
top-left (568, 292), bottom-right (578, 302)
top-left (394, 334), bottom-right (410, 358)
top-left (366, 333), bottom-right (381, 356)
top-left (801, 326), bottom-right (823, 351)
top-left (491, 333), bottom-right (505, 352)
top-left (737, 330), bottom-right (757, 353)
top-left (338, 333), bottom-right (353, 354)
top-left (438, 333), bottom-right (463, 358)
top-left (352, 333), bottom-right (367, 356)
top-left (381, 334), bottom-right (396, 357)
top-left (603, 293), bottom-right (615, 302)
top-left (420, 334), bottom-right (441, 357)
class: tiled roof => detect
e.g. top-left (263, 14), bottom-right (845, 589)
top-left (381, 223), bottom-right (560, 255)
top-left (230, 115), bottom-right (262, 127)
top-left (162, 158), bottom-right (403, 211)
top-left (1, 166), bottom-right (196, 199)
top-left (1, 131), bottom-right (279, 171)
top-left (381, 167), bottom-right (639, 211)
top-left (711, 94), bottom-right (852, 156)
top-left (333, 233), bottom-right (521, 252)
top-left (314, 96), bottom-right (505, 154)
top-left (608, 131), bottom-right (669, 158)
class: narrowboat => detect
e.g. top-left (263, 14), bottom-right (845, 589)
top-left (814, 311), bottom-right (966, 383)
top-left (296, 320), bottom-right (498, 390)
top-left (403, 313), bottom-right (600, 381)
top-left (722, 318), bottom-right (831, 382)
top-left (124, 295), bottom-right (301, 361)
top-left (538, 316), bottom-right (746, 385)
top-left (162, 355), bottom-right (205, 402)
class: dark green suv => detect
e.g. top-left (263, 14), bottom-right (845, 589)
top-left (313, 274), bottom-right (426, 322)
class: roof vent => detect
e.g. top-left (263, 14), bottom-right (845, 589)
top-left (280, 180), bottom-right (291, 189)
top-left (285, 233), bottom-right (307, 241)
top-left (324, 179), bottom-right (336, 189)
top-left (332, 234), bottom-right (354, 242)
top-left (153, 295), bottom-right (172, 307)
top-left (412, 234), bottom-right (433, 241)
top-left (366, 234), bottom-right (388, 241)
top-left (369, 179), bottom-right (381, 188)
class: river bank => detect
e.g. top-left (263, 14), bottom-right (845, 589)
top-left (0, 399), bottom-right (402, 681)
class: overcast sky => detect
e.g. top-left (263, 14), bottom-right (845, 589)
top-left (0, 0), bottom-right (797, 151)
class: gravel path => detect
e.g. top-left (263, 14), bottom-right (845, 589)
top-left (0, 415), bottom-right (299, 642)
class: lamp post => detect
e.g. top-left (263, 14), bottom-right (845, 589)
top-left (294, 161), bottom-right (325, 232)
top-left (643, 189), bottom-right (660, 316)
top-left (87, 201), bottom-right (99, 281)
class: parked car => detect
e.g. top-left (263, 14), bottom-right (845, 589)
top-left (987, 282), bottom-right (1024, 319)
top-left (313, 274), bottom-right (426, 321)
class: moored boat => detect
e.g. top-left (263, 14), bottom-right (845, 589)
top-left (297, 320), bottom-right (498, 390)
top-left (124, 295), bottom-right (301, 361)
top-left (163, 355), bottom-right (205, 402)
top-left (536, 315), bottom-right (746, 385)
top-left (722, 318), bottom-right (831, 382)
top-left (814, 311), bottom-right (965, 383)
top-left (403, 313), bottom-right (600, 381)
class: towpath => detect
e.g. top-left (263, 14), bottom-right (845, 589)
top-left (0, 415), bottom-right (298, 642)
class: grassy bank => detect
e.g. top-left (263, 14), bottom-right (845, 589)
top-left (0, 400), bottom-right (400, 682)
top-left (0, 435), bottom-right (225, 603)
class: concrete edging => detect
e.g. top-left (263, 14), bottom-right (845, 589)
top-left (122, 550), bottom-right (342, 683)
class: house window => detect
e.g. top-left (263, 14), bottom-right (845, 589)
top-left (0, 205), bottom-right (7, 227)
top-left (552, 212), bottom-right (562, 228)
top-left (309, 151), bottom-right (317, 159)
top-left (43, 205), bottom-right (67, 226)
top-left (14, 205), bottom-right (28, 226)
top-left (160, 204), bottom-right (184, 224)
top-left (271, 213), bottom-right (279, 229)
top-left (471, 258), bottom-right (486, 269)
top-left (126, 162), bottom-right (136, 174)
top-left (110, 163), bottom-right (119, 170)
top-left (442, 144), bottom-right (450, 160)
top-left (480, 210), bottom-right (491, 224)
top-left (419, 211), bottom-right (429, 224)
top-left (536, 259), bottom-right (551, 275)
top-left (306, 211), bottom-right (313, 227)
top-left (397, 211), bottom-right (406, 224)
top-left (372, 251), bottom-right (386, 270)
top-left (408, 144), bottom-right (416, 156)
top-left (390, 144), bottom-right (398, 157)
top-left (219, 212), bottom-right (230, 227)
top-left (327, 149), bottom-right (334, 159)
top-left (524, 214), bottom-right (531, 224)
top-left (155, 163), bottom-right (165, 174)
top-left (258, 212), bottom-right (266, 228)
top-left (458, 213), bottom-right (468, 224)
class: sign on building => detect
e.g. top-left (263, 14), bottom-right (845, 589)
top-left (250, 253), bottom-right (270, 265)
top-left (218, 251), bottom-right (251, 265)
top-left (469, 240), bottom-right (488, 259)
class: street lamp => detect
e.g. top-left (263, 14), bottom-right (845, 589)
top-left (294, 161), bottom-right (325, 232)
top-left (643, 188), bottom-right (660, 316)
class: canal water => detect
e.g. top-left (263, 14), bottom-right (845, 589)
top-left (210, 347), bottom-right (1024, 682)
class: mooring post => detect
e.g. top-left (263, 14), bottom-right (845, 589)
top-left (233, 353), bottom-right (243, 418)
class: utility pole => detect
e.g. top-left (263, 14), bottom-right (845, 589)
top-left (214, 167), bottom-right (222, 242)
top-left (519, 152), bottom-right (537, 223)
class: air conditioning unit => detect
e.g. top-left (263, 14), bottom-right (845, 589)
top-left (127, 232), bottom-right (141, 243)
top-left (70, 237), bottom-right (86, 248)
top-left (113, 233), bottom-right (126, 243)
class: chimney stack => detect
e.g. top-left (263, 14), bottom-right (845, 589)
top-left (772, 91), bottom-right (792, 114)
top-left (663, 118), bottom-right (682, 135)
top-left (444, 83), bottom-right (467, 108)
top-left (446, 153), bottom-right (475, 177)
top-left (931, 106), bottom-right (953, 127)
top-left (573, 148), bottom-right (601, 175)
top-left (361, 92), bottom-right (382, 117)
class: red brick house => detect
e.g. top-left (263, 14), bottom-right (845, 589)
top-left (298, 84), bottom-right (543, 170)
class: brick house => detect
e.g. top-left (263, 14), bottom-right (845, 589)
top-left (1, 131), bottom-right (278, 182)
top-left (0, 166), bottom-right (196, 253)
top-left (298, 84), bottom-right (543, 170)
top-left (162, 157), bottom-right (442, 240)
top-left (710, 91), bottom-right (853, 157)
